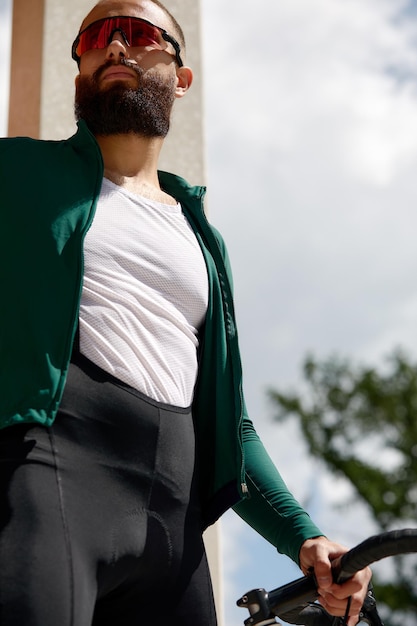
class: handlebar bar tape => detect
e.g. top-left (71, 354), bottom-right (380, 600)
top-left (332, 528), bottom-right (417, 584)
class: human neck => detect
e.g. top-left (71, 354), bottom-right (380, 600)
top-left (96, 133), bottom-right (176, 204)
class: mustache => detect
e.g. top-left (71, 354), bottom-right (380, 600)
top-left (93, 58), bottom-right (144, 84)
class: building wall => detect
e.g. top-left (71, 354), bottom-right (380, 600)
top-left (8, 0), bottom-right (44, 138)
top-left (8, 0), bottom-right (223, 621)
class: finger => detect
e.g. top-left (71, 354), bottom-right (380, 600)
top-left (318, 592), bottom-right (347, 616)
top-left (318, 588), bottom-right (365, 618)
top-left (326, 579), bottom-right (362, 600)
top-left (311, 546), bottom-right (334, 590)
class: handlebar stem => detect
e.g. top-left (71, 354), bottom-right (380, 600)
top-left (236, 589), bottom-right (278, 626)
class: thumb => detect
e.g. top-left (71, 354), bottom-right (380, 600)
top-left (314, 554), bottom-right (333, 590)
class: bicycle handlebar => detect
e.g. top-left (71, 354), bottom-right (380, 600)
top-left (332, 528), bottom-right (417, 583)
top-left (237, 528), bottom-right (417, 626)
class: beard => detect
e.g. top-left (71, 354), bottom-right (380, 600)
top-left (74, 60), bottom-right (177, 137)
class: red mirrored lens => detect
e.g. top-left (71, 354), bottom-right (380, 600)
top-left (75, 17), bottom-right (162, 57)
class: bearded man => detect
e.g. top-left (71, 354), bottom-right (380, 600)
top-left (0, 1), bottom-right (371, 625)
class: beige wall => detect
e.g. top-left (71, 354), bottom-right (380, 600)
top-left (8, 0), bottom-right (223, 621)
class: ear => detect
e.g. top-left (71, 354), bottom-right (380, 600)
top-left (175, 66), bottom-right (193, 98)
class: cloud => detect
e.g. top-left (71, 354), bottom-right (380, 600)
top-left (201, 0), bottom-right (417, 623)
top-left (202, 0), bottom-right (417, 385)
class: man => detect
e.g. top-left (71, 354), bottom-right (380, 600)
top-left (0, 1), bottom-right (370, 624)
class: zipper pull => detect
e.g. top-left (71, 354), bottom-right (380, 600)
top-left (241, 482), bottom-right (249, 496)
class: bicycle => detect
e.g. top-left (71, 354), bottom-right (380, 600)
top-left (237, 528), bottom-right (417, 626)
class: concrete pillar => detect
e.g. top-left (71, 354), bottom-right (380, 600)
top-left (8, 0), bottom-right (45, 138)
top-left (7, 0), bottom-right (223, 622)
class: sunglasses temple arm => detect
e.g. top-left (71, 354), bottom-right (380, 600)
top-left (162, 32), bottom-right (183, 67)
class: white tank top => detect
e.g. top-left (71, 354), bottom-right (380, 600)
top-left (79, 178), bottom-right (208, 407)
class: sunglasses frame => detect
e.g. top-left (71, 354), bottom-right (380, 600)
top-left (71, 16), bottom-right (184, 68)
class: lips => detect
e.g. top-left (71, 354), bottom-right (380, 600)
top-left (101, 66), bottom-right (138, 82)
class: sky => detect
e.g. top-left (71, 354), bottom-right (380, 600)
top-left (3, 0), bottom-right (417, 624)
top-left (200, 1), bottom-right (417, 624)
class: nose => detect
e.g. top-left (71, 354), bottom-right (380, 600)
top-left (105, 31), bottom-right (130, 62)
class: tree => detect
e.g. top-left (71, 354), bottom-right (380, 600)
top-left (269, 350), bottom-right (417, 625)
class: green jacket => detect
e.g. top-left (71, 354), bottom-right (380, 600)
top-left (0, 121), bottom-right (322, 564)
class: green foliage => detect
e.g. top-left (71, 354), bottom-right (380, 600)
top-left (269, 349), bottom-right (417, 624)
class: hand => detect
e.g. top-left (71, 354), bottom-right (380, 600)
top-left (299, 536), bottom-right (372, 626)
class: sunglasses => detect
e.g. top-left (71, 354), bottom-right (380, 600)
top-left (71, 16), bottom-right (184, 68)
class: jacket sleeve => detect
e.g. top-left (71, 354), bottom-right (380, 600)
top-left (233, 405), bottom-right (323, 565)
